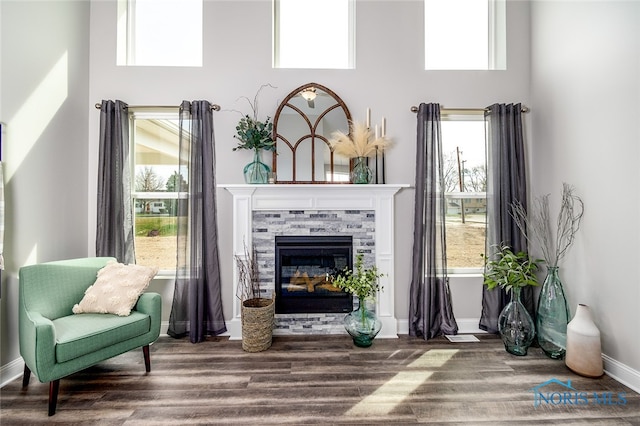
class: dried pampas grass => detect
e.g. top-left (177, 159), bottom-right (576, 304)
top-left (330, 121), bottom-right (390, 158)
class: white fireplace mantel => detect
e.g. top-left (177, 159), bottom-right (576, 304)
top-left (219, 183), bottom-right (410, 339)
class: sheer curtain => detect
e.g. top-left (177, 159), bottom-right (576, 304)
top-left (96, 100), bottom-right (135, 264)
top-left (409, 103), bottom-right (458, 339)
top-left (479, 103), bottom-right (533, 333)
top-left (168, 100), bottom-right (226, 343)
top-left (0, 154), bottom-right (4, 285)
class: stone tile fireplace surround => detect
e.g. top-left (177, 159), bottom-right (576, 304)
top-left (220, 184), bottom-right (408, 339)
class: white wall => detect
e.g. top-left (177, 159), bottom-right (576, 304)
top-left (87, 0), bottom-right (531, 331)
top-left (530, 0), bottom-right (640, 382)
top-left (0, 0), bottom-right (91, 384)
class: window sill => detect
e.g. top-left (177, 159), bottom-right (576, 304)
top-left (447, 270), bottom-right (483, 278)
top-left (153, 270), bottom-right (176, 280)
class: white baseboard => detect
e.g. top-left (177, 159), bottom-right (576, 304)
top-left (603, 353), bottom-right (640, 394)
top-left (396, 317), bottom-right (485, 336)
top-left (397, 318), bottom-right (409, 335)
top-left (0, 357), bottom-right (24, 388)
top-left (455, 318), bottom-right (487, 334)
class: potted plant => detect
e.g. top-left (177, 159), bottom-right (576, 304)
top-left (331, 253), bottom-right (385, 347)
top-left (482, 243), bottom-right (542, 356)
top-left (233, 84), bottom-right (277, 184)
top-left (235, 243), bottom-right (274, 352)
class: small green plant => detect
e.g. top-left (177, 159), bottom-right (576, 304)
top-left (233, 115), bottom-right (275, 151)
top-left (233, 84), bottom-right (276, 152)
top-left (331, 253), bottom-right (384, 302)
top-left (482, 243), bottom-right (542, 294)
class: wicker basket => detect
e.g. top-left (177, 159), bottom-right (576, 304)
top-left (241, 296), bottom-right (275, 352)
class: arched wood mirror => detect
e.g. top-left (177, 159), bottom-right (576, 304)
top-left (271, 83), bottom-right (352, 183)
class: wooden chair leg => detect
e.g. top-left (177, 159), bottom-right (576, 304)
top-left (143, 345), bottom-right (151, 372)
top-left (48, 379), bottom-right (60, 416)
top-left (22, 364), bottom-right (31, 387)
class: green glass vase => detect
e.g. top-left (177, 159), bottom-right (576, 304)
top-left (350, 157), bottom-right (372, 184)
top-left (344, 303), bottom-right (382, 347)
top-left (498, 286), bottom-right (535, 356)
top-left (243, 149), bottom-right (270, 184)
top-left (537, 266), bottom-right (570, 359)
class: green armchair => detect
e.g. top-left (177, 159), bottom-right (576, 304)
top-left (18, 257), bottom-right (161, 415)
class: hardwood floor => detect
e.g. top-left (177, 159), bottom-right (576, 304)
top-left (2, 334), bottom-right (639, 425)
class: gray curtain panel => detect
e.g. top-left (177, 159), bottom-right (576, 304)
top-left (409, 103), bottom-right (458, 339)
top-left (96, 100), bottom-right (135, 264)
top-left (168, 100), bottom-right (227, 343)
top-left (479, 103), bottom-right (534, 333)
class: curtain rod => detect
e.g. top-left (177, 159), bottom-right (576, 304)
top-left (94, 103), bottom-right (221, 111)
top-left (410, 105), bottom-right (529, 114)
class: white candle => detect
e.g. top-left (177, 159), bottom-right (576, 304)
top-left (381, 117), bottom-right (386, 137)
top-left (374, 124), bottom-right (379, 139)
top-left (366, 108), bottom-right (371, 128)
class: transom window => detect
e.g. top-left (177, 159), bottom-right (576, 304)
top-left (441, 114), bottom-right (487, 271)
top-left (273, 0), bottom-right (355, 69)
top-left (424, 0), bottom-right (506, 70)
top-left (130, 111), bottom-right (184, 272)
top-left (117, 0), bottom-right (203, 67)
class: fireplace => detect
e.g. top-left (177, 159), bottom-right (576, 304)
top-left (275, 235), bottom-right (353, 314)
top-left (221, 183), bottom-right (407, 338)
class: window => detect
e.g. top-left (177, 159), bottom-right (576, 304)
top-left (424, 0), bottom-right (506, 70)
top-left (441, 114), bottom-right (486, 271)
top-left (117, 0), bottom-right (203, 66)
top-left (130, 112), bottom-right (184, 272)
top-left (273, 0), bottom-right (355, 69)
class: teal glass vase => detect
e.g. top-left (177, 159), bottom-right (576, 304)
top-left (344, 303), bottom-right (382, 347)
top-left (498, 286), bottom-right (535, 356)
top-left (350, 157), bottom-right (372, 184)
top-left (536, 266), bottom-right (570, 359)
top-left (243, 149), bottom-right (270, 184)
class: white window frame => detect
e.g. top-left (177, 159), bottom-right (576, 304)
top-left (272, 0), bottom-right (356, 69)
top-left (441, 112), bottom-right (486, 275)
top-left (488, 0), bottom-right (506, 70)
top-left (129, 111), bottom-right (183, 275)
top-left (424, 0), bottom-right (506, 71)
top-left (117, 0), bottom-right (203, 67)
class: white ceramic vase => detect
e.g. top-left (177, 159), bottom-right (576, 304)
top-left (565, 304), bottom-right (603, 377)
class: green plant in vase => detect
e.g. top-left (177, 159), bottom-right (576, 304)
top-left (511, 183), bottom-right (584, 359)
top-left (331, 253), bottom-right (385, 347)
top-left (233, 84), bottom-right (276, 184)
top-left (482, 244), bottom-right (542, 356)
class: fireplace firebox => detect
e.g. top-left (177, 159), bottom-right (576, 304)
top-left (275, 235), bottom-right (353, 314)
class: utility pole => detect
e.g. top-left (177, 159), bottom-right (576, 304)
top-left (456, 147), bottom-right (465, 224)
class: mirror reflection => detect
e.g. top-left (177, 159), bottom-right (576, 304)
top-left (272, 83), bottom-right (352, 183)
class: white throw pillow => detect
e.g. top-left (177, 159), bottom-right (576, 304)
top-left (72, 261), bottom-right (158, 316)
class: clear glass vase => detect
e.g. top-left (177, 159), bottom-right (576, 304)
top-left (343, 303), bottom-right (382, 347)
top-left (537, 266), bottom-right (570, 359)
top-left (243, 149), bottom-right (270, 184)
top-left (498, 286), bottom-right (535, 356)
top-left (350, 157), bottom-right (372, 184)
